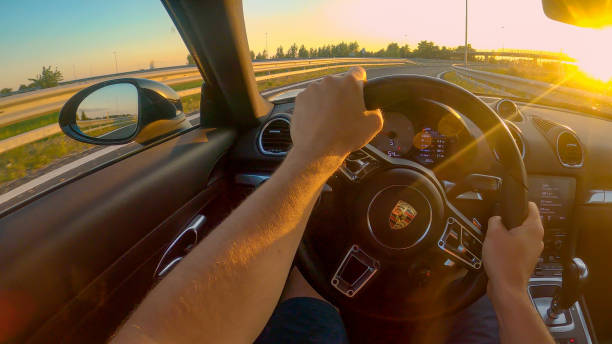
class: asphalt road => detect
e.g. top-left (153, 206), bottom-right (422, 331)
top-left (99, 123), bottom-right (138, 140)
top-left (366, 59), bottom-right (453, 78)
top-left (0, 61), bottom-right (454, 213)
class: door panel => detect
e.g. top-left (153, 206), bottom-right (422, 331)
top-left (0, 127), bottom-right (236, 342)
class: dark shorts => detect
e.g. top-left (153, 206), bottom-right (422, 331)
top-left (255, 297), bottom-right (349, 344)
top-left (255, 296), bottom-right (499, 344)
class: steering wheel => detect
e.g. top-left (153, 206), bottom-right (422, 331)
top-left (296, 75), bottom-right (528, 321)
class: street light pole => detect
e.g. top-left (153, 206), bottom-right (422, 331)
top-left (265, 32), bottom-right (269, 59)
top-left (464, 0), bottom-right (468, 67)
top-left (113, 51), bottom-right (118, 73)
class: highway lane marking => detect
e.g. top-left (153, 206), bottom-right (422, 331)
top-left (261, 63), bottom-right (447, 97)
top-left (436, 71), bottom-right (449, 79)
top-left (0, 145), bottom-right (128, 206)
top-left (261, 76), bottom-right (329, 96)
top-left (0, 113), bottom-right (200, 207)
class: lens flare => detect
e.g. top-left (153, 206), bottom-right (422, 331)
top-left (575, 52), bottom-right (612, 82)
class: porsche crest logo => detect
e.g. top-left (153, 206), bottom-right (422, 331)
top-left (389, 200), bottom-right (417, 230)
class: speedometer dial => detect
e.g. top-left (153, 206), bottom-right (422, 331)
top-left (370, 112), bottom-right (415, 158)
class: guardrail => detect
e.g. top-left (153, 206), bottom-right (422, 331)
top-left (0, 58), bottom-right (409, 127)
top-left (452, 65), bottom-right (612, 114)
top-left (0, 58), bottom-right (406, 107)
top-left (0, 59), bottom-right (407, 153)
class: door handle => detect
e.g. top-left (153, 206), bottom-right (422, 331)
top-left (154, 215), bottom-right (206, 279)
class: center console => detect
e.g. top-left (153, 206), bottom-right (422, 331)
top-left (526, 176), bottom-right (592, 344)
top-left (528, 175), bottom-right (576, 277)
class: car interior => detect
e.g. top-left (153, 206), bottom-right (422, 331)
top-left (0, 0), bottom-right (610, 343)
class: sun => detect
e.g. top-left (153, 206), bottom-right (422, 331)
top-left (567, 28), bottom-right (612, 82)
top-left (575, 52), bottom-right (612, 82)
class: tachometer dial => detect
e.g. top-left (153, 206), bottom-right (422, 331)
top-left (370, 112), bottom-right (415, 158)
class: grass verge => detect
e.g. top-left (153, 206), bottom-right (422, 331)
top-left (171, 80), bottom-right (203, 92)
top-left (0, 111), bottom-right (59, 141)
top-left (0, 133), bottom-right (95, 184)
top-left (442, 71), bottom-right (494, 94)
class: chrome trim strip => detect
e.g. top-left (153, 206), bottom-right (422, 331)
top-left (530, 277), bottom-right (563, 283)
top-left (495, 99), bottom-right (524, 122)
top-left (154, 215), bottom-right (206, 279)
top-left (456, 191), bottom-right (483, 200)
top-left (586, 190), bottom-right (605, 204)
top-left (556, 130), bottom-right (584, 168)
top-left (258, 115), bottom-right (291, 156)
top-left (234, 173), bottom-right (331, 192)
top-left (234, 173), bottom-right (270, 187)
top-left (366, 185), bottom-right (433, 250)
top-left (157, 257), bottom-right (184, 278)
top-left (576, 300), bottom-right (593, 344)
top-left (470, 173), bottom-right (503, 186)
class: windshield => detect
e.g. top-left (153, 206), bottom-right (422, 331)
top-left (243, 0), bottom-right (612, 114)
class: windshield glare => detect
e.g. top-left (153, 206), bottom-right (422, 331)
top-left (243, 0), bottom-right (612, 114)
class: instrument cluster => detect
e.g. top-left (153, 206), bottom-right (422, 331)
top-left (369, 110), bottom-right (467, 167)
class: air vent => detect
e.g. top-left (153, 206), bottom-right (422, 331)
top-left (495, 99), bottom-right (523, 122)
top-left (531, 116), bottom-right (556, 134)
top-left (557, 131), bottom-right (583, 167)
top-left (258, 117), bottom-right (292, 155)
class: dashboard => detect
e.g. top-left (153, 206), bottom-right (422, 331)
top-left (243, 94), bottom-right (605, 268)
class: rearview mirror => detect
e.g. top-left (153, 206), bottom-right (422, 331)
top-left (59, 78), bottom-right (190, 145)
top-left (542, 0), bottom-right (612, 28)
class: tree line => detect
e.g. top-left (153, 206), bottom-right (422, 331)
top-left (249, 41), bottom-right (476, 60)
top-left (184, 40), bottom-right (477, 66)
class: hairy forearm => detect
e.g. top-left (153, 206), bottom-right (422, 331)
top-left (113, 151), bottom-right (342, 343)
top-left (490, 287), bottom-right (554, 344)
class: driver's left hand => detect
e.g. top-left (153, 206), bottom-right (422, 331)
top-left (290, 66), bottom-right (384, 168)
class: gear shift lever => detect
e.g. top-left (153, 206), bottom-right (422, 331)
top-left (547, 257), bottom-right (589, 319)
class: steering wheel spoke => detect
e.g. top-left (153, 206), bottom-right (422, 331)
top-left (437, 202), bottom-right (484, 270)
top-left (331, 245), bottom-right (380, 298)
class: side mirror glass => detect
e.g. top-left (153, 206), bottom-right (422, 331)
top-left (59, 78), bottom-right (189, 145)
top-left (75, 83), bottom-right (139, 140)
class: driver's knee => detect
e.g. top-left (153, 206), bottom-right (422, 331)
top-left (281, 267), bottom-right (331, 305)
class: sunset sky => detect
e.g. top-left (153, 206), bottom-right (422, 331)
top-left (1, 0), bottom-right (611, 90)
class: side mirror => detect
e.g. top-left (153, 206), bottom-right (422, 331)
top-left (59, 78), bottom-right (191, 145)
top-left (542, 0), bottom-right (612, 28)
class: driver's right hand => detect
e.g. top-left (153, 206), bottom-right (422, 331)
top-left (483, 202), bottom-right (544, 299)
